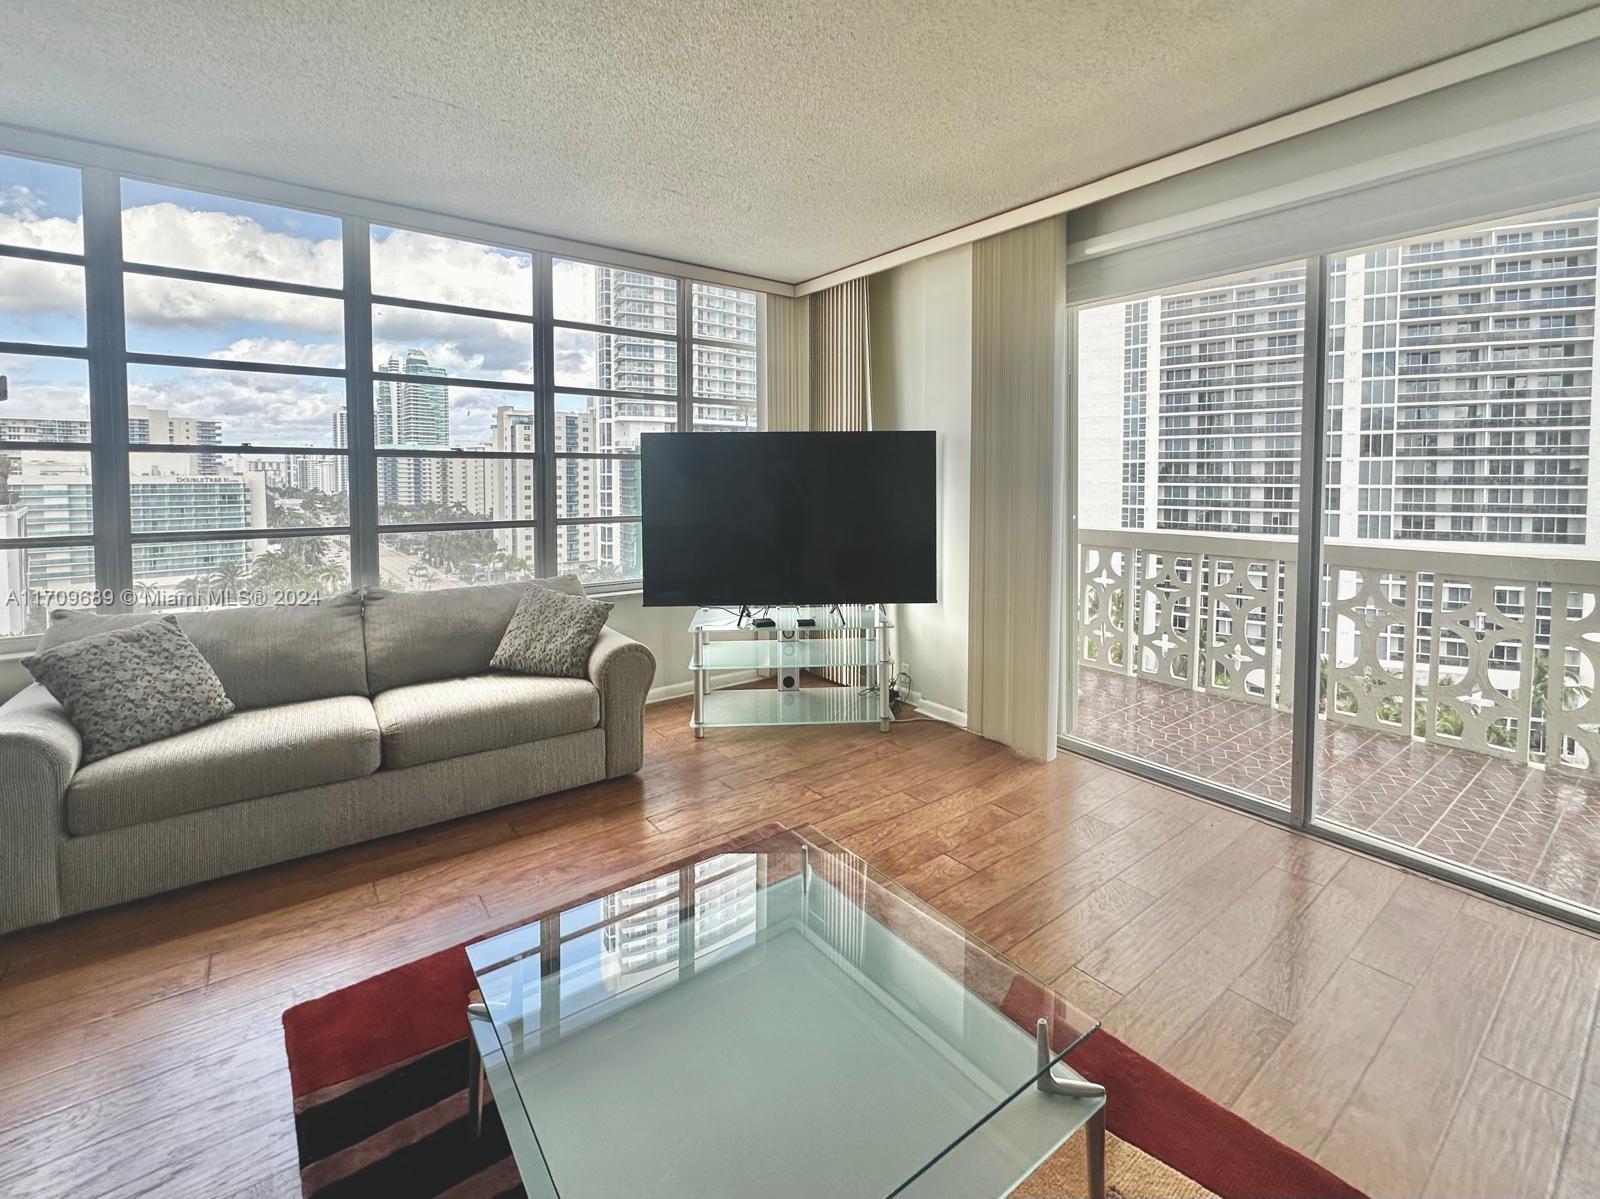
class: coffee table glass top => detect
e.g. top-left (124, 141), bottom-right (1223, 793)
top-left (465, 826), bottom-right (1103, 1199)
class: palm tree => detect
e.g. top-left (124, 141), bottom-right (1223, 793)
top-left (284, 536), bottom-right (332, 568)
top-left (209, 560), bottom-right (248, 597)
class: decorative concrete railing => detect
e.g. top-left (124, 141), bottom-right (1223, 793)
top-left (1076, 528), bottom-right (1600, 774)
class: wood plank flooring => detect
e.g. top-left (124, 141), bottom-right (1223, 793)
top-left (1, 696), bottom-right (1597, 1198)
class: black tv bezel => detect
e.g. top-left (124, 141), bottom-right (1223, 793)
top-left (639, 430), bottom-right (937, 608)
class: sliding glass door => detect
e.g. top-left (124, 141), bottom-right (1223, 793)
top-left (1064, 201), bottom-right (1600, 927)
top-left (1311, 209), bottom-right (1600, 915)
top-left (1067, 265), bottom-right (1307, 813)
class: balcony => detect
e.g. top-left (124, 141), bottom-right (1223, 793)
top-left (1396, 327), bottom-right (1594, 348)
top-left (1399, 264), bottom-right (1594, 290)
top-left (1403, 295), bottom-right (1595, 319)
top-left (1396, 354), bottom-right (1593, 376)
top-left (1072, 528), bottom-right (1600, 908)
top-left (1399, 234), bottom-right (1598, 263)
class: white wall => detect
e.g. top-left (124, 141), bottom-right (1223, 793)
top-left (606, 594), bottom-right (697, 700)
top-left (869, 245), bottom-right (973, 722)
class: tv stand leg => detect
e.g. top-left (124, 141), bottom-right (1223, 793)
top-left (692, 629), bottom-right (706, 739)
top-left (878, 629), bottom-right (891, 732)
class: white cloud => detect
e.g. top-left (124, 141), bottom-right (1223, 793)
top-left (373, 305), bottom-right (534, 381)
top-left (210, 338), bottom-right (344, 369)
top-left (0, 196), bottom-right (80, 254)
top-left (127, 365), bottom-right (344, 447)
top-left (372, 228), bottom-right (533, 315)
top-left (0, 256), bottom-right (83, 315)
top-left (123, 271), bottom-right (345, 335)
top-left (122, 201), bottom-right (341, 288)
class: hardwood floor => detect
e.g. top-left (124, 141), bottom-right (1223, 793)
top-left (1, 696), bottom-right (1598, 1198)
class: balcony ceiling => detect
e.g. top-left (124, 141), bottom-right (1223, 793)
top-left (0, 0), bottom-right (1591, 284)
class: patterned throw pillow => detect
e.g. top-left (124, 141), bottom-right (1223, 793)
top-left (23, 618), bottom-right (235, 763)
top-left (490, 586), bottom-right (614, 679)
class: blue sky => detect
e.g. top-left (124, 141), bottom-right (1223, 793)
top-left (0, 152), bottom-right (81, 229)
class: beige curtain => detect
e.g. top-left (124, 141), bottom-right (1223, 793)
top-left (808, 279), bottom-right (873, 683)
top-left (966, 220), bottom-right (1067, 760)
top-left (810, 278), bottom-right (872, 432)
top-left (762, 294), bottom-right (811, 432)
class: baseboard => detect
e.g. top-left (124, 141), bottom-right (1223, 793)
top-left (646, 671), bottom-right (761, 704)
top-left (905, 691), bottom-right (967, 728)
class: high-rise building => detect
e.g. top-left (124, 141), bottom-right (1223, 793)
top-left (591, 270), bottom-right (679, 580)
top-left (0, 405), bottom-right (263, 619)
top-left (375, 350), bottom-right (449, 507)
top-left (0, 403), bottom-right (222, 466)
top-left (2, 456), bottom-right (258, 596)
top-left (332, 408), bottom-right (350, 495)
top-left (691, 284), bottom-right (759, 432)
top-left (491, 406), bottom-right (539, 566)
top-left (1082, 207), bottom-right (1599, 551)
top-left (1332, 213), bottom-right (1596, 546)
top-left (552, 409), bottom-right (596, 572)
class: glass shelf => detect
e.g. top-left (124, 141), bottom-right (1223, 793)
top-left (695, 688), bottom-right (884, 728)
top-left (693, 636), bottom-right (884, 672)
top-left (689, 605), bottom-right (892, 634)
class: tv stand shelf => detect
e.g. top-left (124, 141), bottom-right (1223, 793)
top-left (687, 606), bottom-right (893, 737)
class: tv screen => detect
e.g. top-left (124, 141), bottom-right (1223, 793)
top-left (641, 431), bottom-right (937, 607)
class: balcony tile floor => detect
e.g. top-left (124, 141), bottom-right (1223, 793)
top-left (1073, 669), bottom-right (1600, 910)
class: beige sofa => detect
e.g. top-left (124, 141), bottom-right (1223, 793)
top-left (0, 579), bottom-right (655, 933)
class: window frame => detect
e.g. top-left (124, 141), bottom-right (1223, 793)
top-left (0, 152), bottom-right (764, 648)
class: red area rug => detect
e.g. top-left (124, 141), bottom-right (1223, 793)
top-left (282, 827), bottom-right (1363, 1199)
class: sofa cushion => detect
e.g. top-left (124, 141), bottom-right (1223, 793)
top-left (38, 610), bottom-right (157, 647)
top-left (178, 593), bottom-right (369, 709)
top-left (361, 577), bottom-right (585, 694)
top-left (492, 587), bottom-right (614, 678)
top-left (66, 695), bottom-right (381, 835)
top-left (41, 591), bottom-right (369, 711)
top-left (372, 673), bottom-right (600, 770)
top-left (24, 618), bottom-right (235, 763)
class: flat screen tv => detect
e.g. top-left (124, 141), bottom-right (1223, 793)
top-left (641, 431), bottom-right (937, 607)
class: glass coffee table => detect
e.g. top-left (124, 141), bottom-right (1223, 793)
top-left (465, 827), bottom-right (1106, 1198)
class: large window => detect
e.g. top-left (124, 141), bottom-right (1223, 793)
top-left (1, 153), bottom-right (92, 637)
top-left (0, 151), bottom-right (761, 638)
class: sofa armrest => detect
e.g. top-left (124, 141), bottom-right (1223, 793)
top-left (0, 683), bottom-right (79, 932)
top-left (587, 627), bottom-right (656, 778)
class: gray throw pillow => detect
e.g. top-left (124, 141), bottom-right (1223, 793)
top-left (22, 618), bottom-right (235, 763)
top-left (491, 586), bottom-right (614, 679)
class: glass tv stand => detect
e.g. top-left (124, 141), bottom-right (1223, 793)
top-left (688, 605), bottom-right (893, 736)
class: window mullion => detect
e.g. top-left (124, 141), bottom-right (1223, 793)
top-left (1288, 254), bottom-right (1330, 828)
top-left (535, 251), bottom-right (558, 578)
top-left (81, 167), bottom-right (132, 605)
top-left (343, 218), bottom-right (378, 587)
top-left (677, 277), bottom-right (692, 432)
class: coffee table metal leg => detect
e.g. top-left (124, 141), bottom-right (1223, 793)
top-left (1087, 1107), bottom-right (1106, 1199)
top-left (1035, 1019), bottom-right (1108, 1199)
top-left (467, 999), bottom-right (489, 1139)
